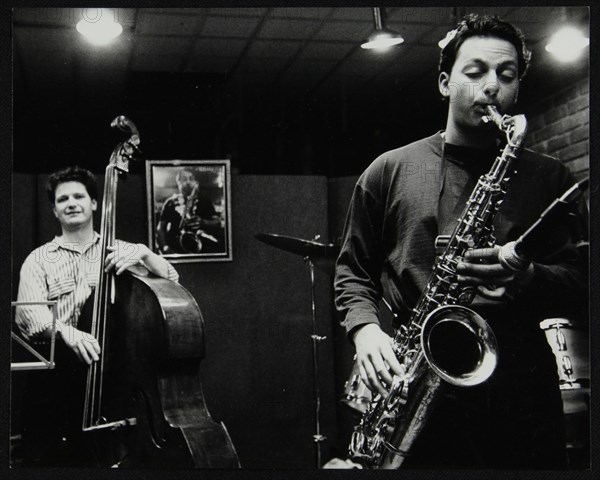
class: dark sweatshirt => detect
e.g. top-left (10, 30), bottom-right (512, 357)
top-left (335, 132), bottom-right (587, 343)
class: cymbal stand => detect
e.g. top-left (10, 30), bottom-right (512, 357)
top-left (305, 255), bottom-right (327, 468)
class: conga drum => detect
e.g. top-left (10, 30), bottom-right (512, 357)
top-left (539, 318), bottom-right (590, 467)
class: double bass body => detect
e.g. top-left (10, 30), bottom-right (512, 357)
top-left (76, 272), bottom-right (239, 468)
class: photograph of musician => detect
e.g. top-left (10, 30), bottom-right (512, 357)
top-left (14, 166), bottom-right (179, 466)
top-left (334, 14), bottom-right (588, 469)
top-left (156, 166), bottom-right (225, 255)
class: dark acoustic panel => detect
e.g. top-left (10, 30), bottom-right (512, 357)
top-left (175, 175), bottom-right (338, 468)
top-left (12, 174), bottom-right (38, 300)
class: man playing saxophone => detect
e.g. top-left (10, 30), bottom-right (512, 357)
top-left (335, 14), bottom-right (587, 468)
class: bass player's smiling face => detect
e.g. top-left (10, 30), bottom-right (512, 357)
top-left (53, 181), bottom-right (97, 231)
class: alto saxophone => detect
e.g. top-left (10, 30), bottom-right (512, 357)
top-left (349, 106), bottom-right (528, 469)
top-left (178, 183), bottom-right (203, 253)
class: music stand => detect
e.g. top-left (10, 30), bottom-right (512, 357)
top-left (11, 301), bottom-right (58, 371)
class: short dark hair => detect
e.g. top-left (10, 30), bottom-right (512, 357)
top-left (46, 166), bottom-right (98, 203)
top-left (439, 14), bottom-right (531, 80)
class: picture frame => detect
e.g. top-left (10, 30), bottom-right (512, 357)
top-left (146, 160), bottom-right (232, 263)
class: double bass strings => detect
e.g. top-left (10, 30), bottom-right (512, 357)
top-left (83, 164), bottom-right (117, 430)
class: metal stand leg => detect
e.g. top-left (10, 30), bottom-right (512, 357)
top-left (306, 257), bottom-right (327, 468)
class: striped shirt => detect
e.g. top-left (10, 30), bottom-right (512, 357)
top-left (15, 233), bottom-right (179, 338)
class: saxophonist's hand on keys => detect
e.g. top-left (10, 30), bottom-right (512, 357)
top-left (456, 245), bottom-right (534, 300)
top-left (352, 323), bottom-right (404, 397)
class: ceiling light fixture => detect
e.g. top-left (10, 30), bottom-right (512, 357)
top-left (545, 25), bottom-right (589, 62)
top-left (76, 8), bottom-right (123, 46)
top-left (361, 7), bottom-right (404, 51)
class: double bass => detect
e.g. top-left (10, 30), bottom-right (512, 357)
top-left (73, 116), bottom-right (240, 467)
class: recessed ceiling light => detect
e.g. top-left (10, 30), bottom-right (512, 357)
top-left (76, 8), bottom-right (123, 46)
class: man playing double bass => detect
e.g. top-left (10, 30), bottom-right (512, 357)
top-left (15, 166), bottom-right (179, 466)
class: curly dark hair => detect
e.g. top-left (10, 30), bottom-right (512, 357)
top-left (46, 166), bottom-right (98, 203)
top-left (439, 13), bottom-right (532, 80)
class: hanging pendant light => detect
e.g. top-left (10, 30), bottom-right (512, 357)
top-left (361, 7), bottom-right (404, 51)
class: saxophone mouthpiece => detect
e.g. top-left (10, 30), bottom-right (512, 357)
top-left (482, 105), bottom-right (503, 127)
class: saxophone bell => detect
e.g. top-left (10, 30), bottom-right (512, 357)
top-left (421, 305), bottom-right (498, 387)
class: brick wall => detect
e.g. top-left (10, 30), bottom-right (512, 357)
top-left (526, 77), bottom-right (589, 182)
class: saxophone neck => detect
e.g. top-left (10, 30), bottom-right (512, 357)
top-left (507, 114), bottom-right (528, 149)
top-left (483, 105), bottom-right (528, 149)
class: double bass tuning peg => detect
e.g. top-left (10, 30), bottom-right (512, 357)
top-left (121, 140), bottom-right (144, 162)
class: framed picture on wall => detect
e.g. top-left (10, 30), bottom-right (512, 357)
top-left (145, 159), bottom-right (232, 263)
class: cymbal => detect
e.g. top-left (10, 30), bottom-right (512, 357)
top-left (255, 232), bottom-right (340, 259)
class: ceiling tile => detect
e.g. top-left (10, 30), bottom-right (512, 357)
top-left (313, 20), bottom-right (371, 42)
top-left (270, 8), bottom-right (334, 20)
top-left (298, 41), bottom-right (354, 60)
top-left (187, 56), bottom-right (237, 74)
top-left (257, 18), bottom-right (322, 39)
top-left (246, 40), bottom-right (301, 58)
top-left (208, 7), bottom-right (267, 17)
top-left (386, 7), bottom-right (453, 25)
top-left (328, 8), bottom-right (372, 21)
top-left (418, 25), bottom-right (456, 47)
top-left (136, 11), bottom-right (201, 36)
top-left (131, 52), bottom-right (184, 72)
top-left (192, 38), bottom-right (248, 57)
top-left (386, 22), bottom-right (438, 44)
top-left (143, 8), bottom-right (207, 17)
top-left (201, 16), bottom-right (262, 37)
top-left (135, 36), bottom-right (192, 55)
